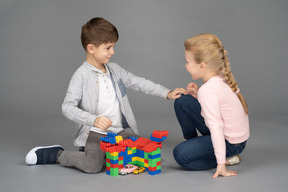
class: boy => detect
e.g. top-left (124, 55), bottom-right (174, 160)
top-left (25, 17), bottom-right (187, 173)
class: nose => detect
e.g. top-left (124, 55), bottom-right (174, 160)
top-left (110, 47), bottom-right (115, 55)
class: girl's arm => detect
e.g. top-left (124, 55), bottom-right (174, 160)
top-left (198, 89), bottom-right (237, 178)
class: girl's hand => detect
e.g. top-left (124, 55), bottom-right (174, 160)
top-left (94, 116), bottom-right (113, 130)
top-left (213, 164), bottom-right (237, 178)
top-left (187, 82), bottom-right (199, 98)
top-left (167, 88), bottom-right (188, 100)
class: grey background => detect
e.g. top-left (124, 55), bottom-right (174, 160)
top-left (1, 0), bottom-right (287, 119)
top-left (1, 0), bottom-right (288, 192)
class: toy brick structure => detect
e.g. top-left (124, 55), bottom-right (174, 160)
top-left (100, 130), bottom-right (169, 176)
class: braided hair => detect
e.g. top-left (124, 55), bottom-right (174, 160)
top-left (185, 33), bottom-right (248, 114)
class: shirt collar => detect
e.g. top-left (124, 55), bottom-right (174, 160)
top-left (84, 61), bottom-right (110, 75)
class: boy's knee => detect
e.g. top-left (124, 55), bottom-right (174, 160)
top-left (82, 161), bottom-right (103, 174)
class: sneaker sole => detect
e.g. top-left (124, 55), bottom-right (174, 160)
top-left (25, 145), bottom-right (63, 165)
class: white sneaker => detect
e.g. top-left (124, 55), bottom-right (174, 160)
top-left (227, 155), bottom-right (241, 166)
top-left (25, 145), bottom-right (63, 165)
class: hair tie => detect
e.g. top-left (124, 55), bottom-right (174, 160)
top-left (235, 88), bottom-right (240, 93)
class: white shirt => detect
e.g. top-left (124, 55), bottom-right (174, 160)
top-left (90, 64), bottom-right (124, 134)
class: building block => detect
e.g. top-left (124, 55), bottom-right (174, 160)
top-left (100, 130), bottom-right (169, 176)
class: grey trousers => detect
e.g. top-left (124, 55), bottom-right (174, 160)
top-left (58, 130), bottom-right (138, 173)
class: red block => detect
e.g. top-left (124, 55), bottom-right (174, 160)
top-left (148, 166), bottom-right (157, 171)
top-left (110, 163), bottom-right (119, 168)
top-left (152, 130), bottom-right (169, 138)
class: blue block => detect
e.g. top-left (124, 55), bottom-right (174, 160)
top-left (148, 153), bottom-right (161, 159)
top-left (148, 169), bottom-right (161, 175)
top-left (119, 151), bottom-right (126, 156)
top-left (100, 137), bottom-right (116, 144)
top-left (137, 150), bottom-right (145, 158)
top-left (107, 132), bottom-right (118, 137)
top-left (110, 159), bottom-right (118, 164)
top-left (106, 170), bottom-right (110, 175)
top-left (150, 136), bottom-right (167, 142)
top-left (128, 136), bottom-right (138, 141)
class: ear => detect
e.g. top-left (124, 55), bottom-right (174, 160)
top-left (200, 62), bottom-right (207, 71)
top-left (86, 44), bottom-right (94, 54)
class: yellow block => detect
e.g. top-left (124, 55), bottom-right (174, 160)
top-left (110, 152), bottom-right (119, 156)
top-left (115, 136), bottom-right (123, 143)
top-left (136, 157), bottom-right (144, 163)
top-left (128, 150), bottom-right (132, 155)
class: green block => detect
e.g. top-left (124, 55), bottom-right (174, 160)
top-left (106, 152), bottom-right (111, 159)
top-left (110, 168), bottom-right (119, 176)
top-left (157, 165), bottom-right (161, 170)
top-left (136, 161), bottom-right (144, 167)
top-left (148, 157), bottom-right (161, 167)
top-left (144, 152), bottom-right (148, 159)
top-left (106, 152), bottom-right (119, 160)
top-left (109, 156), bottom-right (119, 160)
top-left (148, 148), bottom-right (161, 155)
top-left (119, 160), bottom-right (123, 165)
top-left (106, 162), bottom-right (110, 167)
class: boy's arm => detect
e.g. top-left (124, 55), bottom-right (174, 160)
top-left (115, 64), bottom-right (185, 99)
top-left (62, 72), bottom-right (97, 127)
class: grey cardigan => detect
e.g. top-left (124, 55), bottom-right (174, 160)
top-left (62, 62), bottom-right (170, 146)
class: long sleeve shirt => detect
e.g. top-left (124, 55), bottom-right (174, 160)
top-left (198, 76), bottom-right (250, 164)
top-left (62, 61), bottom-right (171, 146)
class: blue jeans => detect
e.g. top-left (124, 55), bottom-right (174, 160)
top-left (173, 94), bottom-right (247, 170)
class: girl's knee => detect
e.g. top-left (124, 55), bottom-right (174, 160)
top-left (174, 94), bottom-right (199, 109)
top-left (173, 145), bottom-right (186, 165)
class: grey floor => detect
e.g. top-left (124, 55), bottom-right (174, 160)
top-left (0, 114), bottom-right (287, 192)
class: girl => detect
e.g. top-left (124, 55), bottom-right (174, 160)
top-left (173, 33), bottom-right (250, 178)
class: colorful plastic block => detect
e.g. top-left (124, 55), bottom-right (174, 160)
top-left (100, 130), bottom-right (169, 176)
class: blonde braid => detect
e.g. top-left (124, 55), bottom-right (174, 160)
top-left (221, 47), bottom-right (248, 114)
top-left (220, 48), bottom-right (238, 92)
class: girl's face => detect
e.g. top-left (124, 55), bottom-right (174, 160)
top-left (185, 50), bottom-right (202, 80)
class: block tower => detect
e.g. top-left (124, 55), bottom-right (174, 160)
top-left (100, 130), bottom-right (169, 176)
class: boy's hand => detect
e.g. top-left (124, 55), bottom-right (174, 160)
top-left (213, 164), bottom-right (237, 178)
top-left (94, 116), bottom-right (113, 130)
top-left (167, 88), bottom-right (188, 100)
top-left (187, 82), bottom-right (199, 98)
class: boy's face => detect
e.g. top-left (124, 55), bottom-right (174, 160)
top-left (88, 42), bottom-right (116, 66)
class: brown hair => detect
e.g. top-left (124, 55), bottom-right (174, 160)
top-left (185, 33), bottom-right (248, 114)
top-left (81, 17), bottom-right (119, 50)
